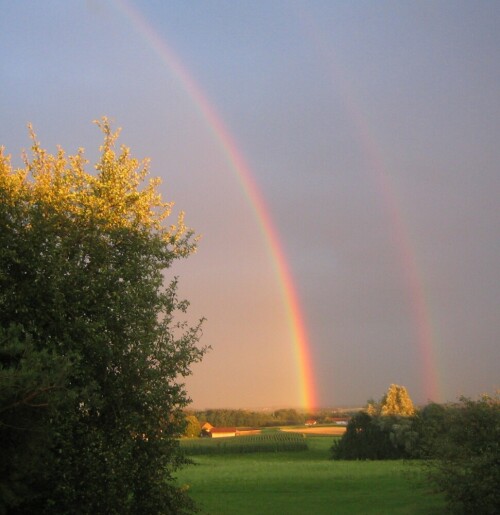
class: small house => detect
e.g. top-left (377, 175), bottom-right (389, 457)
top-left (330, 417), bottom-right (350, 426)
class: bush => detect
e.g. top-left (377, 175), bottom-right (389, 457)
top-left (410, 402), bottom-right (448, 458)
top-left (331, 412), bottom-right (412, 460)
top-left (424, 395), bottom-right (500, 514)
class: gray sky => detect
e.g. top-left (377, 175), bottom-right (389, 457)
top-left (1, 0), bottom-right (499, 408)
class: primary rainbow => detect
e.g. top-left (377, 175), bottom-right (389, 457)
top-left (113, 0), bottom-right (318, 411)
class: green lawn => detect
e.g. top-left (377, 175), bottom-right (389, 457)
top-left (175, 436), bottom-right (445, 514)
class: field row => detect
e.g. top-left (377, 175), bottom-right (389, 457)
top-left (180, 432), bottom-right (308, 455)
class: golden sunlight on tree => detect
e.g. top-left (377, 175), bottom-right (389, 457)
top-left (0, 117), bottom-right (195, 256)
top-left (380, 384), bottom-right (415, 416)
top-left (365, 384), bottom-right (416, 416)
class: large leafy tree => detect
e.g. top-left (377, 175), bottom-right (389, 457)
top-left (0, 120), bottom-right (206, 514)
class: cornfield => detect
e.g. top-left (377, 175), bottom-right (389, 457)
top-left (180, 432), bottom-right (308, 455)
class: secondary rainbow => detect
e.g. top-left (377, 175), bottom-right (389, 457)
top-left (297, 11), bottom-right (442, 402)
top-left (113, 0), bottom-right (318, 410)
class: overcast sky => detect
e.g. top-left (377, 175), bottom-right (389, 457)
top-left (1, 0), bottom-right (499, 409)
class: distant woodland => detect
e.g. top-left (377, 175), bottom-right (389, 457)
top-left (187, 408), bottom-right (353, 428)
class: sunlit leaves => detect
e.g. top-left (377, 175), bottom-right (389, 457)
top-left (2, 117), bottom-right (195, 257)
top-left (366, 384), bottom-right (415, 417)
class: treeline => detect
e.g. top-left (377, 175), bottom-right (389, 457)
top-left (186, 408), bottom-right (352, 428)
top-left (189, 408), bottom-right (305, 427)
top-left (332, 392), bottom-right (499, 514)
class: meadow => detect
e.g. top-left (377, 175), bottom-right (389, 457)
top-left (176, 435), bottom-right (446, 514)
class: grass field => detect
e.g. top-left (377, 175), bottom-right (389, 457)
top-left (175, 436), bottom-right (445, 514)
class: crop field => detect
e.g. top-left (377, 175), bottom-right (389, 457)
top-left (280, 425), bottom-right (347, 436)
top-left (176, 436), bottom-right (446, 514)
top-left (180, 431), bottom-right (308, 455)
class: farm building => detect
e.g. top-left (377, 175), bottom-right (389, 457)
top-left (305, 419), bottom-right (317, 426)
top-left (329, 417), bottom-right (350, 426)
top-left (201, 422), bottom-right (213, 433)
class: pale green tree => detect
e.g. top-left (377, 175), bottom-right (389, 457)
top-left (184, 415), bottom-right (202, 438)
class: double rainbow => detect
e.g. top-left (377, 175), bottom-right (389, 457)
top-left (113, 0), bottom-right (442, 408)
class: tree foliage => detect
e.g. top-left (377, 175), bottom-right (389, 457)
top-left (330, 412), bottom-right (415, 460)
top-left (380, 384), bottom-right (415, 416)
top-left (366, 384), bottom-right (415, 417)
top-left (184, 415), bottom-right (201, 438)
top-left (0, 120), bottom-right (206, 514)
top-left (410, 402), bottom-right (448, 459)
top-left (332, 385), bottom-right (417, 460)
top-left (423, 395), bottom-right (500, 514)
top-left (192, 408), bottom-right (307, 428)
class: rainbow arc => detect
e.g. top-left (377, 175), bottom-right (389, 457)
top-left (113, 0), bottom-right (318, 410)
